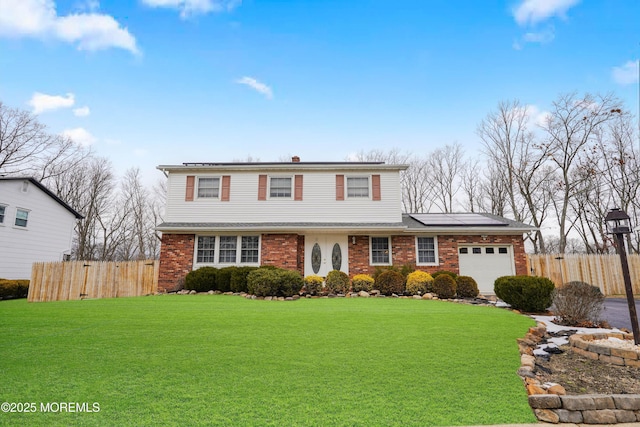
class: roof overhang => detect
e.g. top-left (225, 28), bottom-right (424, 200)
top-left (156, 222), bottom-right (408, 234)
top-left (157, 162), bottom-right (409, 174)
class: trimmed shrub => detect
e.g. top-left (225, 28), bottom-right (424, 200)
top-left (230, 267), bottom-right (258, 293)
top-left (405, 271), bottom-right (433, 295)
top-left (494, 275), bottom-right (554, 313)
top-left (304, 275), bottom-right (324, 295)
top-left (456, 276), bottom-right (479, 298)
top-left (184, 267), bottom-right (218, 292)
top-left (351, 274), bottom-right (375, 292)
top-left (325, 270), bottom-right (350, 294)
top-left (375, 270), bottom-right (405, 296)
top-left (247, 267), bottom-right (303, 297)
top-left (432, 270), bottom-right (458, 280)
top-left (216, 266), bottom-right (237, 292)
top-left (552, 281), bottom-right (605, 326)
top-left (432, 274), bottom-right (456, 299)
top-left (0, 279), bottom-right (29, 300)
top-left (399, 263), bottom-right (415, 279)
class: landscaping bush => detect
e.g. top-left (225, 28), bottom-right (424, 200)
top-left (494, 275), bottom-right (554, 313)
top-left (372, 264), bottom-right (415, 282)
top-left (184, 267), bottom-right (218, 292)
top-left (216, 267), bottom-right (237, 292)
top-left (399, 263), bottom-right (415, 279)
top-left (325, 270), bottom-right (350, 294)
top-left (432, 274), bottom-right (456, 299)
top-left (456, 276), bottom-right (479, 298)
top-left (375, 270), bottom-right (405, 296)
top-left (351, 274), bottom-right (375, 292)
top-left (0, 279), bottom-right (29, 300)
top-left (230, 267), bottom-right (258, 293)
top-left (304, 275), bottom-right (324, 295)
top-left (247, 267), bottom-right (303, 297)
top-left (552, 281), bottom-right (605, 326)
top-left (405, 271), bottom-right (433, 295)
top-left (431, 270), bottom-right (458, 280)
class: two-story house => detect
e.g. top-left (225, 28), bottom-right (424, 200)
top-left (156, 158), bottom-right (535, 294)
top-left (0, 177), bottom-right (83, 279)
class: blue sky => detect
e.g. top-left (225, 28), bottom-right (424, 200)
top-left (0, 0), bottom-right (638, 185)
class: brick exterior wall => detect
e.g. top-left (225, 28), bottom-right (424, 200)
top-left (347, 234), bottom-right (527, 277)
top-left (158, 233), bottom-right (195, 292)
top-left (261, 234), bottom-right (304, 275)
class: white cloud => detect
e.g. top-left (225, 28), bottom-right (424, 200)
top-left (513, 0), bottom-right (580, 26)
top-left (612, 60), bottom-right (639, 85)
top-left (73, 106), bottom-right (91, 117)
top-left (142, 0), bottom-right (241, 18)
top-left (525, 105), bottom-right (551, 127)
top-left (28, 92), bottom-right (75, 114)
top-left (235, 76), bottom-right (273, 99)
top-left (523, 27), bottom-right (555, 44)
top-left (61, 127), bottom-right (97, 146)
top-left (0, 0), bottom-right (138, 54)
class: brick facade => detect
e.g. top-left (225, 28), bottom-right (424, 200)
top-left (158, 233), bottom-right (195, 292)
top-left (347, 234), bottom-right (528, 277)
top-left (157, 232), bottom-right (528, 291)
top-left (261, 234), bottom-right (304, 275)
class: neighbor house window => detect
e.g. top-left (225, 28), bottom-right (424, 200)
top-left (270, 177), bottom-right (292, 198)
top-left (219, 236), bottom-right (237, 263)
top-left (347, 177), bottom-right (369, 198)
top-left (197, 177), bottom-right (220, 198)
top-left (241, 236), bottom-right (259, 263)
top-left (0, 205), bottom-right (5, 224)
top-left (371, 237), bottom-right (390, 264)
top-left (197, 236), bottom-right (216, 263)
top-left (416, 237), bottom-right (437, 264)
top-left (15, 209), bottom-right (29, 227)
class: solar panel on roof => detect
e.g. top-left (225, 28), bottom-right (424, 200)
top-left (409, 213), bottom-right (507, 227)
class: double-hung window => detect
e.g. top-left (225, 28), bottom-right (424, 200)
top-left (197, 177), bottom-right (220, 198)
top-left (416, 236), bottom-right (437, 264)
top-left (15, 209), bottom-right (29, 227)
top-left (218, 236), bottom-right (238, 263)
top-left (241, 236), bottom-right (259, 263)
top-left (0, 205), bottom-right (5, 224)
top-left (347, 177), bottom-right (369, 198)
top-left (371, 237), bottom-right (390, 264)
top-left (270, 177), bottom-right (292, 198)
top-left (197, 236), bottom-right (216, 263)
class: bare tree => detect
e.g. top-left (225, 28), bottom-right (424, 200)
top-left (428, 143), bottom-right (464, 213)
top-left (0, 101), bottom-right (87, 180)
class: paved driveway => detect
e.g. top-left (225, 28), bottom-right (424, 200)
top-left (602, 298), bottom-right (640, 331)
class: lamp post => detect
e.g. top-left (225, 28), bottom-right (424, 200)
top-left (605, 208), bottom-right (640, 345)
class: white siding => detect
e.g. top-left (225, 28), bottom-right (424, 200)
top-left (164, 170), bottom-right (403, 223)
top-left (0, 180), bottom-right (77, 279)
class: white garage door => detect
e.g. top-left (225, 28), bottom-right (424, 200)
top-left (458, 245), bottom-right (515, 295)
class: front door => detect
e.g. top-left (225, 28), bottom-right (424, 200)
top-left (304, 235), bottom-right (348, 277)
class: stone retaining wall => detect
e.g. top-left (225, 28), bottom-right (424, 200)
top-left (569, 332), bottom-right (640, 367)
top-left (518, 324), bottom-right (640, 424)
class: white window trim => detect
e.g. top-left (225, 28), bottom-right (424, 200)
top-left (0, 204), bottom-right (6, 225)
top-left (415, 235), bottom-right (439, 266)
top-left (196, 176), bottom-right (221, 199)
top-left (14, 207), bottom-right (30, 229)
top-left (194, 234), bottom-right (261, 267)
top-left (346, 175), bottom-right (371, 199)
top-left (268, 175), bottom-right (293, 199)
top-left (369, 236), bottom-right (391, 265)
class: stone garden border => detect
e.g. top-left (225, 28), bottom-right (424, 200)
top-left (518, 324), bottom-right (640, 424)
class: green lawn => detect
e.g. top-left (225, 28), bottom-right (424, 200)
top-left (0, 296), bottom-right (536, 426)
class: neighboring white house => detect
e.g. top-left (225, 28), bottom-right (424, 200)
top-left (156, 157), bottom-right (536, 294)
top-left (0, 177), bottom-right (83, 279)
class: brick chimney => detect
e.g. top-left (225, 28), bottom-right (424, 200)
top-left (291, 156), bottom-right (300, 163)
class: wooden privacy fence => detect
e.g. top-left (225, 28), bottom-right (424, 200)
top-left (28, 260), bottom-right (159, 302)
top-left (527, 254), bottom-right (640, 296)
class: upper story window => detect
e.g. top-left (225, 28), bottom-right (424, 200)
top-left (269, 177), bottom-right (292, 198)
top-left (197, 177), bottom-right (220, 198)
top-left (347, 177), bottom-right (369, 198)
top-left (370, 236), bottom-right (391, 264)
top-left (0, 205), bottom-right (5, 224)
top-left (416, 236), bottom-right (437, 265)
top-left (15, 208), bottom-right (29, 227)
